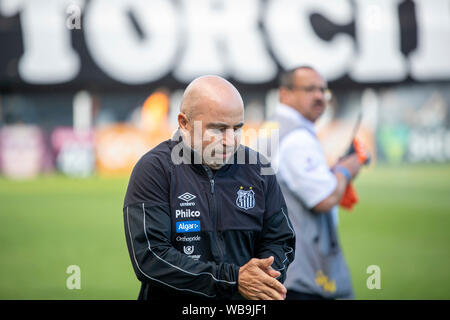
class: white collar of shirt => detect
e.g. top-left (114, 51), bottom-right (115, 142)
top-left (276, 103), bottom-right (317, 136)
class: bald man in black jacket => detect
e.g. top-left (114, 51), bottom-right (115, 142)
top-left (123, 75), bottom-right (295, 300)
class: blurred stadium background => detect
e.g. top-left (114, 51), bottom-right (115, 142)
top-left (0, 0), bottom-right (449, 299)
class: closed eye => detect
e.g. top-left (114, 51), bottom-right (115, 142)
top-left (207, 122), bottom-right (244, 132)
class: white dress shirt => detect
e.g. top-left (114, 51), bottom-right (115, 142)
top-left (274, 103), bottom-right (339, 223)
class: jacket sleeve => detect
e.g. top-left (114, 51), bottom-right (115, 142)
top-left (255, 169), bottom-right (296, 283)
top-left (123, 153), bottom-right (239, 299)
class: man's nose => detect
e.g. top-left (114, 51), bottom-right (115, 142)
top-left (222, 129), bottom-right (236, 146)
top-left (314, 88), bottom-right (325, 100)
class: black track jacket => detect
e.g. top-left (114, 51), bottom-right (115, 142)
top-left (123, 133), bottom-right (295, 300)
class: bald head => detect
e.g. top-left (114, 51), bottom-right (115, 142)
top-left (178, 75), bottom-right (245, 169)
top-left (180, 75), bottom-right (244, 120)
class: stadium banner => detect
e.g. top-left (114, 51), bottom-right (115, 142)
top-left (0, 124), bottom-right (48, 179)
top-left (0, 0), bottom-right (449, 91)
top-left (95, 124), bottom-right (154, 176)
top-left (51, 126), bottom-right (95, 177)
top-left (375, 84), bottom-right (450, 164)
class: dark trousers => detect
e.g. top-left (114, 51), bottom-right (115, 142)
top-left (286, 290), bottom-right (332, 300)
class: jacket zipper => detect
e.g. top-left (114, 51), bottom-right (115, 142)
top-left (203, 166), bottom-right (224, 261)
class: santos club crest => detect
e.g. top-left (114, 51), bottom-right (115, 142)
top-left (236, 186), bottom-right (255, 210)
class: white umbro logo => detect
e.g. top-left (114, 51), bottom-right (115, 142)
top-left (178, 192), bottom-right (196, 207)
top-left (178, 192), bottom-right (196, 202)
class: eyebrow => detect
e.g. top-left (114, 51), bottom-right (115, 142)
top-left (206, 122), bottom-right (244, 129)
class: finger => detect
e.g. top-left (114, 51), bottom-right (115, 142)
top-left (243, 285), bottom-right (276, 301)
top-left (255, 256), bottom-right (274, 268)
top-left (255, 272), bottom-right (286, 299)
top-left (257, 292), bottom-right (274, 301)
top-left (265, 266), bottom-right (281, 278)
top-left (261, 287), bottom-right (283, 300)
top-left (263, 276), bottom-right (287, 296)
top-left (264, 269), bottom-right (281, 279)
top-left (248, 271), bottom-right (285, 300)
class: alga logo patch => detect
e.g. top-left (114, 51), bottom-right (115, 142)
top-left (176, 221), bottom-right (201, 233)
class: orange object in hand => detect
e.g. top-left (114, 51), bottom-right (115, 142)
top-left (340, 183), bottom-right (359, 211)
top-left (353, 138), bottom-right (370, 165)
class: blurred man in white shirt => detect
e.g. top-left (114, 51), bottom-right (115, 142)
top-left (270, 66), bottom-right (363, 300)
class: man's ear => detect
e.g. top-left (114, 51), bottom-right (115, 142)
top-left (178, 112), bottom-right (190, 130)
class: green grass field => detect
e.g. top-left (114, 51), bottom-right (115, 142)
top-left (0, 164), bottom-right (449, 299)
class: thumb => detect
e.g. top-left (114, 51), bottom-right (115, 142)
top-left (257, 256), bottom-right (274, 268)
